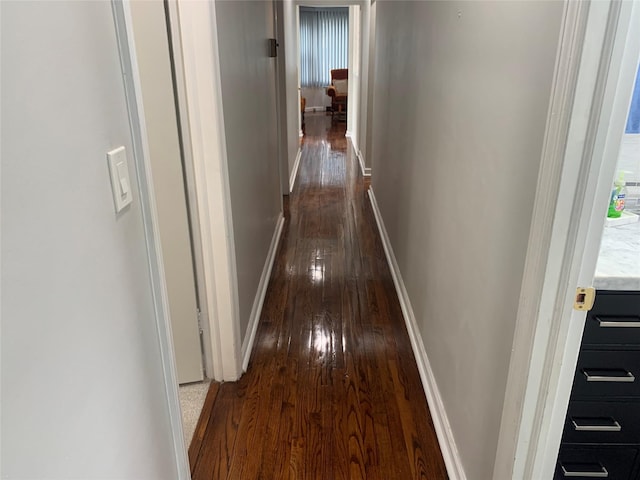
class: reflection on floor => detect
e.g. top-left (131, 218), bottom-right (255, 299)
top-left (189, 111), bottom-right (447, 479)
top-left (179, 381), bottom-right (211, 445)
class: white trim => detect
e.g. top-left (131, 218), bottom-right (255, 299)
top-left (347, 135), bottom-right (371, 177)
top-left (305, 106), bottom-right (329, 113)
top-left (358, 158), bottom-right (371, 177)
top-left (165, 0), bottom-right (215, 380)
top-left (241, 214), bottom-right (285, 371)
top-left (357, 150), bottom-right (370, 177)
top-left (175, 0), bottom-right (242, 381)
top-left (299, 129), bottom-right (304, 138)
top-left (112, 2), bottom-right (189, 477)
top-left (289, 147), bottom-right (302, 192)
top-left (357, 1), bottom-right (371, 181)
top-left (346, 6), bottom-right (358, 136)
top-left (529, 3), bottom-right (640, 478)
top-left (492, 2), bottom-right (591, 476)
top-left (274, 0), bottom-right (290, 197)
top-left (368, 187), bottom-right (467, 480)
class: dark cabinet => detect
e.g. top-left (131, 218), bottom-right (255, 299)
top-left (572, 350), bottom-right (640, 398)
top-left (555, 447), bottom-right (638, 480)
top-left (562, 401), bottom-right (640, 445)
top-left (556, 291), bottom-right (640, 479)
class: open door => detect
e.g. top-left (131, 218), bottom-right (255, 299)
top-left (129, 1), bottom-right (203, 385)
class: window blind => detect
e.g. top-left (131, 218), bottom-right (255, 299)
top-left (299, 7), bottom-right (349, 88)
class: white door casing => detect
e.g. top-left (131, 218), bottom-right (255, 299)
top-left (170, 0), bottom-right (243, 382)
top-left (111, 0), bottom-right (190, 476)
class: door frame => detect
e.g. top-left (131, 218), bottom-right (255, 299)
top-left (291, 0), bottom-right (370, 171)
top-left (118, 0), bottom-right (243, 385)
top-left (164, 0), bottom-right (216, 380)
top-left (111, 1), bottom-right (190, 477)
top-left (274, 0), bottom-right (291, 198)
top-left (165, 0), bottom-right (243, 382)
top-left (494, 1), bottom-right (640, 478)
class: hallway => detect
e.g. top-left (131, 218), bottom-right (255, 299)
top-left (189, 113), bottom-right (448, 479)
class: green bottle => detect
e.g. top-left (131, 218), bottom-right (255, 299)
top-left (607, 171), bottom-right (627, 218)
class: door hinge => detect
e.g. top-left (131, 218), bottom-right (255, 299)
top-left (574, 287), bottom-right (596, 311)
top-left (197, 308), bottom-right (204, 335)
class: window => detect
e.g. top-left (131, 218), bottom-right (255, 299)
top-left (625, 63), bottom-right (640, 134)
top-left (299, 7), bottom-right (349, 88)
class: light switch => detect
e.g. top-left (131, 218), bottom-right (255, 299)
top-left (116, 161), bottom-right (130, 196)
top-left (107, 146), bottom-right (133, 213)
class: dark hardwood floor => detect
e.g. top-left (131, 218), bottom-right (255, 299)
top-left (190, 113), bottom-right (448, 479)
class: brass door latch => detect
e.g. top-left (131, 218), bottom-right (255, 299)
top-left (574, 287), bottom-right (596, 311)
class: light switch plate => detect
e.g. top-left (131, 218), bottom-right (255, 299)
top-left (107, 146), bottom-right (133, 213)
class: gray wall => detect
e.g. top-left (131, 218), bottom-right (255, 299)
top-left (370, 1), bottom-right (563, 478)
top-left (1, 1), bottom-right (179, 478)
top-left (215, 1), bottom-right (283, 341)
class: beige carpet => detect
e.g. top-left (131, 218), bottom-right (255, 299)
top-left (179, 380), bottom-right (211, 444)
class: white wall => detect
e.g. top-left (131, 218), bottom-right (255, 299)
top-left (356, 1), bottom-right (371, 166)
top-left (275, 0), bottom-right (293, 193)
top-left (214, 0), bottom-right (283, 342)
top-left (301, 86), bottom-right (332, 111)
top-left (346, 5), bottom-right (360, 138)
top-left (1, 1), bottom-right (180, 478)
top-left (283, 0), bottom-right (302, 182)
top-left (364, 0), bottom-right (376, 170)
top-left (370, 1), bottom-right (563, 478)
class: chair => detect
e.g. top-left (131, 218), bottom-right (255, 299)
top-left (326, 69), bottom-right (348, 121)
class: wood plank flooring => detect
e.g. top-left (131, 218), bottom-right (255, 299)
top-left (190, 113), bottom-right (448, 479)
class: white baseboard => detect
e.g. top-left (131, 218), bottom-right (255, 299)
top-left (346, 135), bottom-right (371, 177)
top-left (241, 214), bottom-right (285, 372)
top-left (305, 106), bottom-right (329, 113)
top-left (367, 188), bottom-right (467, 480)
top-left (357, 149), bottom-right (371, 177)
top-left (289, 147), bottom-right (302, 193)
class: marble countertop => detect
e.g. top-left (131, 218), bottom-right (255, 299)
top-left (594, 219), bottom-right (640, 291)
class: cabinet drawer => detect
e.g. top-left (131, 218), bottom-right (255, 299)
top-left (583, 292), bottom-right (640, 348)
top-left (572, 350), bottom-right (640, 398)
top-left (555, 446), bottom-right (638, 480)
top-left (562, 401), bottom-right (640, 444)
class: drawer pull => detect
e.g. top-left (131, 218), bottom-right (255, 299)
top-left (561, 464), bottom-right (608, 478)
top-left (571, 418), bottom-right (621, 432)
top-left (596, 316), bottom-right (640, 328)
top-left (583, 369), bottom-right (635, 382)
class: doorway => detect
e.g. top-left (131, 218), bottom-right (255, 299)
top-left (551, 57), bottom-right (640, 479)
top-left (297, 4), bottom-right (360, 136)
top-left (495, 1), bottom-right (640, 477)
top-left (128, 0), bottom-right (211, 446)
top-left (281, 1), bottom-right (371, 192)
top-left (298, 6), bottom-right (349, 121)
